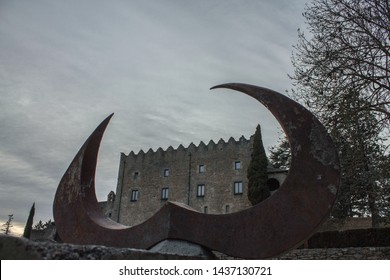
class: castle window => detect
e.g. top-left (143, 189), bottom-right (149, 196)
top-left (234, 161), bottom-right (241, 170)
top-left (234, 181), bottom-right (243, 195)
top-left (161, 187), bottom-right (169, 200)
top-left (163, 169), bottom-right (170, 177)
top-left (198, 165), bottom-right (205, 173)
top-left (133, 172), bottom-right (139, 180)
top-left (204, 206), bottom-right (208, 214)
top-left (225, 205), bottom-right (230, 213)
top-left (130, 190), bottom-right (139, 202)
top-left (267, 178), bottom-right (281, 192)
top-left (197, 184), bottom-right (205, 197)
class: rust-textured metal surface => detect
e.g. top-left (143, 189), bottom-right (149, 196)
top-left (53, 83), bottom-right (340, 259)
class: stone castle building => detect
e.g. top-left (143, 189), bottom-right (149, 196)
top-left (104, 133), bottom-right (288, 227)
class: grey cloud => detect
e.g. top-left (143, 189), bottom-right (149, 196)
top-left (0, 0), bottom-right (306, 229)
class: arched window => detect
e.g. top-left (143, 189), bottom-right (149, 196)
top-left (267, 178), bottom-right (280, 192)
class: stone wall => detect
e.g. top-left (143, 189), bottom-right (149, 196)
top-left (319, 217), bottom-right (373, 232)
top-left (0, 235), bottom-right (204, 260)
top-left (277, 247), bottom-right (390, 260)
top-left (30, 224), bottom-right (57, 241)
top-left (2, 234), bottom-right (389, 260)
top-left (99, 191), bottom-right (116, 219)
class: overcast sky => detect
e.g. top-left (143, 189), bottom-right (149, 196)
top-left (0, 0), bottom-right (308, 234)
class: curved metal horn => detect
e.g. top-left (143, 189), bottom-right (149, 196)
top-left (53, 83), bottom-right (340, 259)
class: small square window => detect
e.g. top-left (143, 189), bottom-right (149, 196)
top-left (161, 187), bottom-right (169, 200)
top-left (234, 181), bottom-right (243, 195)
top-left (130, 190), bottom-right (139, 201)
top-left (234, 161), bottom-right (241, 170)
top-left (198, 165), bottom-right (205, 173)
top-left (197, 184), bottom-right (205, 197)
top-left (133, 171), bottom-right (139, 179)
top-left (163, 169), bottom-right (170, 177)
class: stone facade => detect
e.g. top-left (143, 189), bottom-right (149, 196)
top-left (99, 191), bottom-right (116, 219)
top-left (110, 135), bottom-right (287, 227)
top-left (30, 223), bottom-right (58, 242)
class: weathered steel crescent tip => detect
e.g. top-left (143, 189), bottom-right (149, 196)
top-left (53, 83), bottom-right (340, 259)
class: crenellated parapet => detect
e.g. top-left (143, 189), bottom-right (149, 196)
top-left (123, 135), bottom-right (253, 161)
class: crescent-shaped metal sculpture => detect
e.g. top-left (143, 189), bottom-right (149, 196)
top-left (53, 83), bottom-right (340, 259)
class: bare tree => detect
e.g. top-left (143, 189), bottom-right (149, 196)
top-left (291, 0), bottom-right (389, 129)
top-left (1, 214), bottom-right (14, 235)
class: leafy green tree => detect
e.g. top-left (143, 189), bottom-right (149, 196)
top-left (328, 94), bottom-right (389, 226)
top-left (23, 203), bottom-right (35, 239)
top-left (33, 219), bottom-right (53, 230)
top-left (33, 220), bottom-right (44, 230)
top-left (269, 133), bottom-right (291, 169)
top-left (247, 124), bottom-right (270, 205)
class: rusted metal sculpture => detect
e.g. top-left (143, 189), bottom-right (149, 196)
top-left (53, 83), bottom-right (340, 259)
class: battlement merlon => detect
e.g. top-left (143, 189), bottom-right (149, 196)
top-left (123, 135), bottom-right (254, 160)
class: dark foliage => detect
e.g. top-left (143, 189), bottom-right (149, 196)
top-left (308, 227), bottom-right (390, 248)
top-left (247, 125), bottom-right (270, 205)
top-left (23, 203), bottom-right (35, 239)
